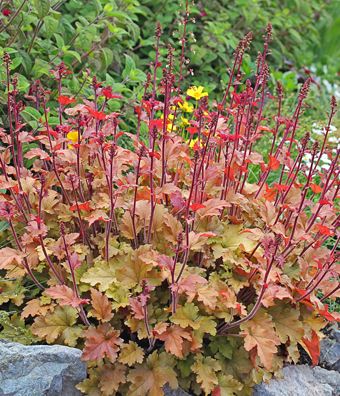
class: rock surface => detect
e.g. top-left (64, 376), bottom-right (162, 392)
top-left (320, 324), bottom-right (340, 372)
top-left (164, 385), bottom-right (191, 396)
top-left (0, 340), bottom-right (86, 396)
top-left (253, 365), bottom-right (340, 396)
top-left (1, 338), bottom-right (339, 396)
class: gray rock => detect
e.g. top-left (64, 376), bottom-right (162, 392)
top-left (253, 365), bottom-right (340, 396)
top-left (164, 384), bottom-right (191, 396)
top-left (320, 324), bottom-right (340, 372)
top-left (0, 340), bottom-right (87, 396)
top-left (333, 329), bottom-right (340, 343)
top-left (320, 339), bottom-right (340, 372)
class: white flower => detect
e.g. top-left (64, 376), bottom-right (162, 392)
top-left (328, 136), bottom-right (339, 144)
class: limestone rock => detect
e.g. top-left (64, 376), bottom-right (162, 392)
top-left (0, 340), bottom-right (87, 396)
top-left (320, 324), bottom-right (340, 372)
top-left (163, 385), bottom-right (191, 396)
top-left (253, 365), bottom-right (340, 396)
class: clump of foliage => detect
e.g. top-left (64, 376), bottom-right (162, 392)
top-left (0, 24), bottom-right (339, 396)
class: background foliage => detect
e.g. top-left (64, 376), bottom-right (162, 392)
top-left (1, 0), bottom-right (339, 94)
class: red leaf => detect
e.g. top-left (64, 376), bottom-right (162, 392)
top-left (70, 201), bottom-right (93, 212)
top-left (264, 185), bottom-right (276, 202)
top-left (89, 288), bottom-right (114, 322)
top-left (45, 285), bottom-right (89, 308)
top-left (310, 183), bottom-right (322, 194)
top-left (273, 183), bottom-right (289, 192)
top-left (258, 125), bottom-right (274, 134)
top-left (301, 330), bottom-right (320, 366)
top-left (268, 155), bottom-right (280, 171)
top-left (86, 107), bottom-right (106, 120)
top-left (227, 134), bottom-right (242, 142)
top-left (115, 131), bottom-right (124, 139)
top-left (69, 252), bottom-right (82, 270)
top-left (153, 324), bottom-right (192, 358)
top-left (315, 259), bottom-right (323, 270)
top-left (190, 203), bottom-right (206, 211)
top-left (318, 305), bottom-right (338, 322)
top-left (224, 165), bottom-right (235, 181)
top-left (316, 224), bottom-right (333, 236)
top-left (82, 323), bottom-right (123, 362)
top-left (199, 232), bottom-right (216, 237)
top-left (58, 96), bottom-right (76, 105)
top-left (212, 387), bottom-right (221, 396)
top-left (286, 137), bottom-right (298, 144)
top-left (24, 148), bottom-right (51, 161)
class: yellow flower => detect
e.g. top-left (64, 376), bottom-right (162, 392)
top-left (67, 130), bottom-right (79, 143)
top-left (67, 130), bottom-right (80, 149)
top-left (180, 117), bottom-right (189, 127)
top-left (178, 101), bottom-right (194, 113)
top-left (189, 138), bottom-right (203, 149)
top-left (167, 122), bottom-right (177, 132)
top-left (186, 86), bottom-right (208, 100)
top-left (168, 114), bottom-right (175, 121)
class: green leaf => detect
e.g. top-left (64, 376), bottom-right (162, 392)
top-left (33, 0), bottom-right (50, 19)
top-left (129, 68), bottom-right (146, 83)
top-left (104, 3), bottom-right (113, 13)
top-left (99, 48), bottom-right (113, 72)
top-left (32, 59), bottom-right (50, 78)
top-left (209, 337), bottom-right (233, 359)
top-left (64, 50), bottom-right (82, 64)
top-left (54, 33), bottom-right (65, 49)
top-left (122, 54), bottom-right (136, 79)
top-left (0, 221), bottom-right (9, 232)
top-left (21, 107), bottom-right (41, 123)
top-left (11, 57), bottom-right (22, 70)
top-left (170, 303), bottom-right (200, 329)
top-left (0, 311), bottom-right (38, 345)
top-left (43, 15), bottom-right (59, 38)
top-left (20, 106), bottom-right (41, 128)
top-left (16, 74), bottom-right (30, 93)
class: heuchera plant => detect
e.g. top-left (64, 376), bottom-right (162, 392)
top-left (0, 24), bottom-right (339, 396)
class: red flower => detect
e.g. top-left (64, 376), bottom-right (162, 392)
top-left (319, 199), bottom-right (332, 206)
top-left (2, 9), bottom-right (11, 17)
top-left (58, 96), bottom-right (76, 105)
top-left (187, 126), bottom-right (198, 135)
top-left (102, 87), bottom-right (123, 100)
top-left (149, 119), bottom-right (163, 131)
top-left (148, 150), bottom-right (161, 159)
top-left (134, 105), bottom-right (142, 116)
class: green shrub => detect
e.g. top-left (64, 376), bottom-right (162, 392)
top-left (1, 0), bottom-right (338, 93)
